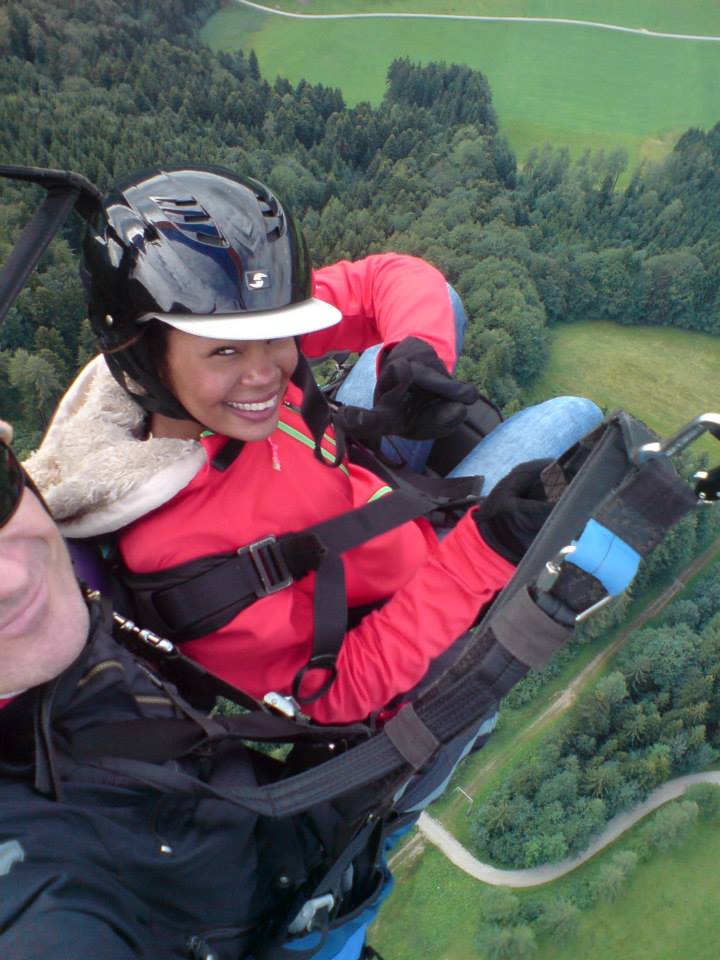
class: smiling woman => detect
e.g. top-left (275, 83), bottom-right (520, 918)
top-left (151, 331), bottom-right (299, 442)
top-left (26, 161), bottom-right (574, 727)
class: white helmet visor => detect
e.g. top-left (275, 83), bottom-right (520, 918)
top-left (139, 297), bottom-right (341, 341)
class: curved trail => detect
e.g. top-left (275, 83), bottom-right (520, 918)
top-left (416, 771), bottom-right (720, 887)
top-left (233, 1), bottom-right (720, 43)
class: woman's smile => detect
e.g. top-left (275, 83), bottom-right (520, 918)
top-left (156, 330), bottom-right (299, 441)
top-left (224, 392), bottom-right (281, 421)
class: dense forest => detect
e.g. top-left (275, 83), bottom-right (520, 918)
top-left (2, 0), bottom-right (720, 456)
top-left (472, 558), bottom-right (720, 869)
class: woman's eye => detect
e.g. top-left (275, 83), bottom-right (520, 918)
top-left (214, 346), bottom-right (239, 357)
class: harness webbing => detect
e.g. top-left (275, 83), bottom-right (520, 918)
top-left (118, 438), bottom-right (482, 702)
top-left (72, 412), bottom-right (700, 821)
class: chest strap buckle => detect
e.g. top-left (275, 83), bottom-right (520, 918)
top-left (246, 536), bottom-right (294, 596)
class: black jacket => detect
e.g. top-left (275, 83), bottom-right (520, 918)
top-left (0, 605), bottom-right (273, 960)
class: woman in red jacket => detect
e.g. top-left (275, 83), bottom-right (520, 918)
top-left (28, 164), bottom-right (600, 726)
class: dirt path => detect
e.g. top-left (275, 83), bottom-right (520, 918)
top-left (416, 772), bottom-right (720, 887)
top-left (233, 1), bottom-right (720, 42)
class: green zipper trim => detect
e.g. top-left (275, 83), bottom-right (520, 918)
top-left (277, 421), bottom-right (350, 476)
top-left (368, 485), bottom-right (393, 502)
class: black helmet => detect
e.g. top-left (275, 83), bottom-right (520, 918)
top-left (83, 165), bottom-right (340, 418)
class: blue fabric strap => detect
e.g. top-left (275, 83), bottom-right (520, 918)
top-left (567, 518), bottom-right (641, 596)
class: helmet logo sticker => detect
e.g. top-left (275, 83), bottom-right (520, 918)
top-left (246, 271), bottom-right (271, 290)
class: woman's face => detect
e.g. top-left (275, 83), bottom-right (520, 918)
top-left (164, 329), bottom-right (299, 441)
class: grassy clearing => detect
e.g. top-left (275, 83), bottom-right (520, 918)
top-left (524, 321), bottom-right (720, 457)
top-left (372, 816), bottom-right (720, 960)
top-left (532, 817), bottom-right (720, 960)
top-left (201, 2), bottom-right (720, 167)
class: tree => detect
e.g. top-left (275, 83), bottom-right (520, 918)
top-left (536, 897), bottom-right (580, 943)
top-left (591, 862), bottom-right (625, 902)
top-left (7, 347), bottom-right (66, 434)
top-left (479, 888), bottom-right (520, 928)
top-left (685, 783), bottom-right (720, 821)
top-left (476, 924), bottom-right (537, 960)
top-left (641, 800), bottom-right (699, 852)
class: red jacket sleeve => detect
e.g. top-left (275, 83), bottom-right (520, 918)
top-left (301, 253), bottom-right (457, 371)
top-left (306, 513), bottom-right (515, 724)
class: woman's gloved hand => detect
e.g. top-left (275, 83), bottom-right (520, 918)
top-left (474, 459), bottom-right (554, 565)
top-left (335, 336), bottom-right (477, 442)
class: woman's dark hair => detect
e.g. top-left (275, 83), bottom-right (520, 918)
top-left (143, 319), bottom-right (171, 388)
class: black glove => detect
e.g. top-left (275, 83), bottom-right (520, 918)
top-left (474, 459), bottom-right (554, 565)
top-left (334, 337), bottom-right (478, 442)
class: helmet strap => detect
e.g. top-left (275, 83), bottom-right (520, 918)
top-left (291, 354), bottom-right (346, 468)
top-left (103, 348), bottom-right (192, 421)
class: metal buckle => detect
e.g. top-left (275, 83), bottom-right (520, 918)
top-left (263, 691), bottom-right (304, 720)
top-left (245, 536), bottom-right (293, 596)
top-left (535, 544), bottom-right (613, 624)
top-left (535, 545), bottom-right (576, 594)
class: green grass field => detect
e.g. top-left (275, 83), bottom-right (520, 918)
top-left (200, 1), bottom-right (720, 167)
top-left (372, 818), bottom-right (720, 960)
top-left (524, 321), bottom-right (720, 455)
top-left (235, 0), bottom-right (720, 35)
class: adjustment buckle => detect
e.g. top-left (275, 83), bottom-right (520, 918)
top-left (535, 544), bottom-right (613, 624)
top-left (535, 544), bottom-right (576, 594)
top-left (245, 536), bottom-right (293, 596)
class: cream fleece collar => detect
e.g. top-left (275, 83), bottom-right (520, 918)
top-left (24, 356), bottom-right (206, 539)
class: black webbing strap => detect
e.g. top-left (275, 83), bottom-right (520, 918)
top-left (121, 475), bottom-right (479, 645)
top-left (291, 353), bottom-right (345, 467)
top-left (0, 165), bottom-right (101, 325)
top-left (491, 587), bottom-right (570, 670)
top-left (84, 414), bottom-right (699, 820)
top-left (383, 704), bottom-right (439, 769)
top-left (211, 437), bottom-right (245, 471)
top-left (595, 455), bottom-right (698, 555)
top-left (77, 634), bottom-right (524, 818)
top-left (70, 710), bottom-right (372, 763)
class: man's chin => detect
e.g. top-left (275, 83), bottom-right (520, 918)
top-left (33, 590), bottom-right (89, 687)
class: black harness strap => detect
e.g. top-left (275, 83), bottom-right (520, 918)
top-left (292, 353), bottom-right (346, 468)
top-left (120, 460), bottom-right (481, 703)
top-left (124, 482), bottom-right (472, 639)
top-left (74, 414), bottom-right (699, 821)
top-left (211, 437), bottom-right (245, 471)
top-left (492, 586), bottom-right (570, 670)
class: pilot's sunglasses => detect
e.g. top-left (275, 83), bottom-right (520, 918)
top-left (0, 442), bottom-right (25, 529)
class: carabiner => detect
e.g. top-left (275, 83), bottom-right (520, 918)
top-left (633, 413), bottom-right (720, 464)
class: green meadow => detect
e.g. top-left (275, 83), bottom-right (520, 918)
top-left (371, 818), bottom-right (720, 960)
top-left (201, 1), bottom-right (720, 166)
top-left (524, 321), bottom-right (720, 455)
top-left (236, 0), bottom-right (720, 35)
